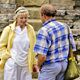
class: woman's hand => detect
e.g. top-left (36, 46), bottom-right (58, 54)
top-left (0, 61), bottom-right (5, 69)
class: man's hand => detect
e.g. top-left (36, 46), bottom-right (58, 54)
top-left (33, 64), bottom-right (39, 72)
top-left (37, 54), bottom-right (46, 69)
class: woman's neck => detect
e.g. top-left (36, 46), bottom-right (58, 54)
top-left (16, 24), bottom-right (26, 30)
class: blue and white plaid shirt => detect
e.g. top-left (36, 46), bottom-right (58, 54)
top-left (34, 18), bottom-right (76, 64)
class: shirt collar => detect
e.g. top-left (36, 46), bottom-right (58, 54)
top-left (43, 18), bottom-right (55, 26)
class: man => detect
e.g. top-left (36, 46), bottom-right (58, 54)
top-left (34, 4), bottom-right (76, 80)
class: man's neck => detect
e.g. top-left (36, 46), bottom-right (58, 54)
top-left (45, 16), bottom-right (54, 22)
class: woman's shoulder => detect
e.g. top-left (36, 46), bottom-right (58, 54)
top-left (27, 23), bottom-right (33, 28)
top-left (3, 25), bottom-right (11, 32)
top-left (27, 23), bottom-right (34, 31)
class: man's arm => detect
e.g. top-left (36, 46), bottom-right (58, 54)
top-left (33, 54), bottom-right (46, 72)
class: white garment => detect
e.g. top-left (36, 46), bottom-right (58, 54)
top-left (10, 26), bottom-right (30, 66)
top-left (4, 58), bottom-right (32, 80)
top-left (4, 26), bottom-right (32, 80)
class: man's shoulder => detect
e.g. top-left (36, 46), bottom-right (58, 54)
top-left (56, 21), bottom-right (65, 25)
top-left (37, 27), bottom-right (48, 36)
top-left (39, 26), bottom-right (47, 32)
top-left (56, 21), bottom-right (69, 28)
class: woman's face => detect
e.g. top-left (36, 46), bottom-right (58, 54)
top-left (16, 13), bottom-right (28, 27)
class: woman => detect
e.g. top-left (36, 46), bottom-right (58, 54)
top-left (0, 6), bottom-right (37, 80)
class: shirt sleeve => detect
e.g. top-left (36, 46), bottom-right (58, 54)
top-left (68, 26), bottom-right (76, 51)
top-left (34, 27), bottom-right (51, 56)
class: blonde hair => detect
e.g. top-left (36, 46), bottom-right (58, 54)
top-left (14, 6), bottom-right (30, 20)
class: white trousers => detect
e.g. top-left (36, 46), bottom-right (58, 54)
top-left (4, 58), bottom-right (32, 80)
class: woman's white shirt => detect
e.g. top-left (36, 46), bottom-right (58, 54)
top-left (10, 26), bottom-right (30, 66)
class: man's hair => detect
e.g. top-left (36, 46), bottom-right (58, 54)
top-left (40, 4), bottom-right (57, 17)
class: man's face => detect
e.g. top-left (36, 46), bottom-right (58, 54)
top-left (40, 13), bottom-right (45, 23)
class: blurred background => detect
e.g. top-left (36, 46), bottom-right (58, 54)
top-left (0, 0), bottom-right (80, 80)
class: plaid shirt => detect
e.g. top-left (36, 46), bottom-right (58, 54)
top-left (34, 18), bottom-right (76, 64)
